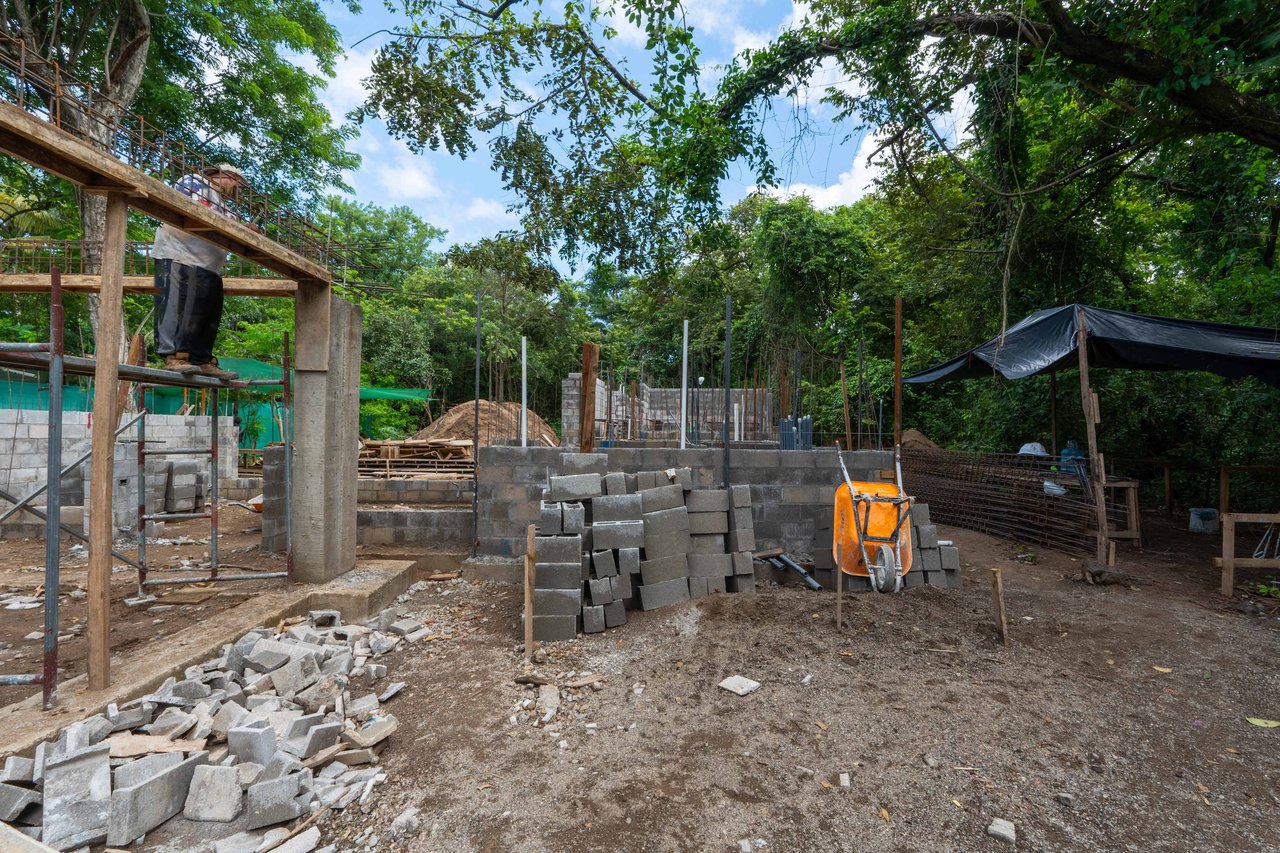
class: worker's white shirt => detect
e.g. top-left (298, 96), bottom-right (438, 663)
top-left (151, 174), bottom-right (232, 276)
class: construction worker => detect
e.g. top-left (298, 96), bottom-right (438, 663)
top-left (151, 163), bottom-right (249, 380)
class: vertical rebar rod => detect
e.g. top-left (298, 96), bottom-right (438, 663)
top-left (210, 387), bottom-right (219, 578)
top-left (282, 332), bottom-right (293, 584)
top-left (41, 266), bottom-right (64, 709)
top-left (472, 291), bottom-right (481, 558)
top-left (520, 335), bottom-right (527, 448)
top-left (680, 320), bottom-right (689, 450)
top-left (136, 387), bottom-right (147, 595)
top-left (722, 296), bottom-right (731, 488)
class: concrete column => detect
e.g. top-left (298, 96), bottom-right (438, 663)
top-left (292, 291), bottom-right (361, 582)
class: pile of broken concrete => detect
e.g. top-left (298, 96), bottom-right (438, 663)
top-left (0, 607), bottom-right (425, 851)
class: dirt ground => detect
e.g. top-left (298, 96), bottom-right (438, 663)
top-left (205, 514), bottom-right (1274, 853)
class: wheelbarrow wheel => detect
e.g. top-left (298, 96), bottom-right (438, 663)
top-left (870, 544), bottom-right (897, 593)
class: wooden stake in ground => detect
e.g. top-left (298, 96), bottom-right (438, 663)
top-left (579, 342), bottom-right (600, 452)
top-left (88, 191), bottom-right (128, 691)
top-left (990, 567), bottom-right (1008, 645)
top-left (524, 524), bottom-right (536, 660)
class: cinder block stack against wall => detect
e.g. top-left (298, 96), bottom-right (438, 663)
top-left (809, 499), bottom-right (963, 590)
top-left (530, 454), bottom-right (761, 643)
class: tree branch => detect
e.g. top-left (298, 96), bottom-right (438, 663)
top-left (455, 0), bottom-right (520, 20)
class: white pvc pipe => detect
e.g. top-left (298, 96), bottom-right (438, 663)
top-left (520, 336), bottom-right (527, 448)
top-left (679, 320), bottom-right (689, 449)
top-left (734, 402), bottom-right (740, 442)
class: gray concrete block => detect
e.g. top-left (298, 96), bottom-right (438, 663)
top-left (624, 473), bottom-right (638, 493)
top-left (560, 452), bottom-right (608, 475)
top-left (534, 535), bottom-right (582, 563)
top-left (582, 604), bottom-right (606, 633)
top-left (726, 573), bottom-right (756, 594)
top-left (688, 576), bottom-right (710, 598)
top-left (618, 548), bottom-right (640, 575)
top-left (547, 473), bottom-right (603, 501)
top-left (643, 529), bottom-right (691, 559)
top-left (603, 599), bottom-right (626, 628)
top-left (727, 529), bottom-right (757, 552)
top-left (592, 550), bottom-right (617, 577)
top-left (610, 571), bottom-right (632, 600)
top-left (592, 520), bottom-right (644, 550)
top-left (643, 506), bottom-right (689, 536)
top-left (940, 545), bottom-right (960, 571)
top-left (229, 722), bottom-right (277, 766)
top-left (689, 533), bottom-right (726, 554)
top-left (588, 577), bottom-right (614, 606)
top-left (107, 750), bottom-right (209, 845)
top-left (539, 502), bottom-right (563, 535)
top-left (636, 471), bottom-right (661, 491)
top-left (910, 501), bottom-right (931, 524)
top-left (532, 614), bottom-right (578, 642)
top-left (534, 588), bottom-right (582, 616)
top-left (582, 553), bottom-right (591, 581)
top-left (730, 507), bottom-right (754, 530)
top-left (639, 484), bottom-right (684, 513)
top-left (592, 494), bottom-right (642, 523)
top-left (707, 575), bottom-right (726, 594)
top-left (732, 552), bottom-right (754, 575)
top-left (921, 548), bottom-right (943, 572)
top-left (731, 484), bottom-right (752, 508)
top-left (243, 773), bottom-right (309, 830)
top-left (112, 752), bottom-right (184, 791)
top-left (0, 781), bottom-right (39, 822)
top-left (533, 563), bottom-right (581, 589)
top-left (902, 568), bottom-right (926, 588)
top-left (638, 577), bottom-right (690, 610)
top-left (688, 511), bottom-right (728, 535)
top-left (685, 489), bottom-right (730, 512)
top-left (562, 502), bottom-right (587, 535)
top-left (639, 554), bottom-right (688, 585)
top-left (688, 553), bottom-right (732, 578)
top-left (0, 756), bottom-right (33, 785)
top-left (916, 523), bottom-right (939, 548)
top-left (671, 467), bottom-right (693, 490)
top-left (183, 764), bottom-right (243, 822)
top-left (603, 472), bottom-right (628, 495)
top-left (42, 742), bottom-right (111, 850)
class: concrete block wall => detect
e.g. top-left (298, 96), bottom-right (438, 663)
top-left (261, 446), bottom-right (287, 553)
top-left (355, 479), bottom-right (473, 505)
top-left (476, 445), bottom-right (891, 558)
top-left (356, 507), bottom-right (473, 548)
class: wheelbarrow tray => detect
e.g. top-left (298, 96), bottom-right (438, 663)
top-left (833, 481), bottom-right (914, 577)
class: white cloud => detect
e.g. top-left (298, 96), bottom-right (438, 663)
top-left (767, 129), bottom-right (886, 208)
top-left (603, 0), bottom-right (648, 47)
top-left (371, 141), bottom-right (442, 201)
top-left (462, 197), bottom-right (516, 223)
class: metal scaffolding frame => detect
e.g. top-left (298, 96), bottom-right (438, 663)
top-left (0, 268), bottom-right (294, 708)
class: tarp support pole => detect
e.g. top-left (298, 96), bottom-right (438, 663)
top-left (894, 296), bottom-right (903, 447)
top-left (679, 320), bottom-right (688, 450)
top-left (1076, 308), bottom-right (1109, 563)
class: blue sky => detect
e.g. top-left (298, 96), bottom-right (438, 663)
top-left (309, 1), bottom-right (967, 264)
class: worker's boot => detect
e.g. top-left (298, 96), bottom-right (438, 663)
top-left (196, 358), bottom-right (239, 381)
top-left (163, 352), bottom-right (199, 373)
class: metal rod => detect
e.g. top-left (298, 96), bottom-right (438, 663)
top-left (140, 447), bottom-right (214, 456)
top-left (0, 674), bottom-right (43, 685)
top-left (0, 486), bottom-right (145, 570)
top-left (41, 265), bottom-right (63, 709)
top-left (0, 411), bottom-right (145, 526)
top-left (136, 390), bottom-right (147, 594)
top-left (282, 332), bottom-right (293, 584)
top-left (472, 290), bottom-right (481, 558)
top-left (143, 511), bottom-right (210, 521)
top-left (210, 387), bottom-right (219, 579)
top-left (142, 572), bottom-right (288, 586)
top-left (680, 319), bottom-right (689, 450)
top-left (894, 296), bottom-right (903, 447)
top-left (520, 335), bottom-right (527, 448)
top-left (722, 295), bottom-right (731, 489)
top-left (0, 341), bottom-right (50, 351)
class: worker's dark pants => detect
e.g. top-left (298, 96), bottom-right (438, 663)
top-left (153, 259), bottom-right (224, 365)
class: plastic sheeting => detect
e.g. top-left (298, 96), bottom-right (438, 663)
top-left (905, 304), bottom-right (1280, 387)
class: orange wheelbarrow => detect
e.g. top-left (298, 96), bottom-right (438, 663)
top-left (833, 445), bottom-right (913, 593)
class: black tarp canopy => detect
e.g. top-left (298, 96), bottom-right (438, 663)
top-left (905, 304), bottom-right (1280, 388)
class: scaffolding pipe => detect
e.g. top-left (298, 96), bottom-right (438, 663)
top-left (136, 387), bottom-right (147, 594)
top-left (283, 332), bottom-right (294, 584)
top-left (41, 266), bottom-right (63, 709)
top-left (722, 296), bottom-right (731, 489)
top-left (211, 386), bottom-right (219, 578)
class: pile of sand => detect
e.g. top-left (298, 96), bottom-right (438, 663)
top-left (413, 400), bottom-right (559, 447)
top-left (900, 428), bottom-right (941, 451)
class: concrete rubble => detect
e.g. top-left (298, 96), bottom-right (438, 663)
top-left (0, 607), bottom-right (410, 850)
top-left (532, 457), bottom-right (760, 641)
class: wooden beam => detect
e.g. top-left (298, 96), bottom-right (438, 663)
top-left (0, 273), bottom-right (297, 297)
top-left (1076, 307), bottom-right (1109, 563)
top-left (87, 192), bottom-right (128, 692)
top-left (579, 342), bottom-right (600, 453)
top-left (0, 103), bottom-right (330, 286)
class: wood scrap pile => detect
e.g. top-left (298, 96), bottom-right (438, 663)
top-left (357, 438), bottom-right (474, 479)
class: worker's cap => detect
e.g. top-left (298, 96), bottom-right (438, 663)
top-left (203, 163), bottom-right (248, 184)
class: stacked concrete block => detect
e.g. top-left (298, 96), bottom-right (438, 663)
top-left (808, 499), bottom-right (959, 591)
top-left (1, 609), bottom-right (401, 849)
top-left (532, 533), bottom-right (583, 641)
top-left (261, 446), bottom-right (287, 554)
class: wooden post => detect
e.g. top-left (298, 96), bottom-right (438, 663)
top-left (840, 359), bottom-right (852, 452)
top-left (1076, 307), bottom-right (1108, 563)
top-left (113, 333), bottom-right (145, 426)
top-left (1049, 371), bottom-right (1058, 457)
top-left (893, 296), bottom-right (903, 447)
top-left (87, 192), bottom-right (128, 691)
top-left (524, 524), bottom-right (536, 659)
top-left (1220, 513), bottom-right (1235, 597)
top-left (579, 342), bottom-right (599, 452)
top-left (990, 567), bottom-right (1008, 644)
